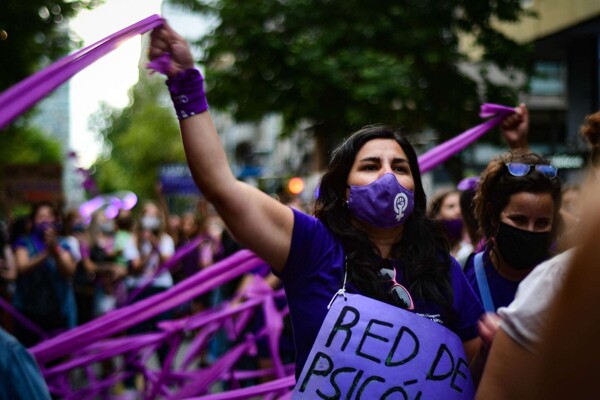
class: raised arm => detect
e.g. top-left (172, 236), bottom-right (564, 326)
top-left (148, 23), bottom-right (293, 272)
top-left (501, 103), bottom-right (529, 152)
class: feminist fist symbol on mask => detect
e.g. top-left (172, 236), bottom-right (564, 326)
top-left (394, 193), bottom-right (409, 222)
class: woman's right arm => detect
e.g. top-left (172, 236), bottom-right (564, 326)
top-left (149, 23), bottom-right (294, 273)
top-left (15, 246), bottom-right (47, 275)
top-left (0, 245), bottom-right (16, 281)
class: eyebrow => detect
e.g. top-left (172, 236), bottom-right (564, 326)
top-left (358, 156), bottom-right (409, 164)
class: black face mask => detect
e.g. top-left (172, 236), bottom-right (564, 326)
top-left (495, 222), bottom-right (551, 270)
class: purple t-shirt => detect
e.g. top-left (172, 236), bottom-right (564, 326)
top-left (277, 209), bottom-right (484, 375)
top-left (463, 248), bottom-right (520, 311)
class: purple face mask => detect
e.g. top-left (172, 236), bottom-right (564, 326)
top-left (347, 173), bottom-right (415, 228)
top-left (441, 218), bottom-right (464, 244)
top-left (33, 221), bottom-right (55, 238)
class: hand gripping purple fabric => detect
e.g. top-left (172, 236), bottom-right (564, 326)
top-left (147, 54), bottom-right (210, 120)
top-left (417, 103), bottom-right (516, 173)
top-left (0, 14), bottom-right (164, 130)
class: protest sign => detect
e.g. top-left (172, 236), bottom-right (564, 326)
top-left (294, 293), bottom-right (474, 399)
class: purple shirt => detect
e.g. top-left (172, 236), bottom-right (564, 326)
top-left (277, 209), bottom-right (484, 375)
top-left (463, 248), bottom-right (520, 311)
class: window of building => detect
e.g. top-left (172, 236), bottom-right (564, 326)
top-left (529, 61), bottom-right (566, 96)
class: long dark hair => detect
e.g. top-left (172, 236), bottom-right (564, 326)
top-left (314, 125), bottom-right (453, 312)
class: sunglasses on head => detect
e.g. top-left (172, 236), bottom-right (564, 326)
top-left (505, 163), bottom-right (558, 179)
top-left (379, 267), bottom-right (414, 310)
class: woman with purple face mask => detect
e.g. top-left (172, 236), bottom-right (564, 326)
top-left (428, 189), bottom-right (473, 260)
top-left (149, 23), bottom-right (484, 392)
top-left (13, 202), bottom-right (77, 346)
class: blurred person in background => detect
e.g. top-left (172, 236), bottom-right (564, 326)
top-left (123, 201), bottom-right (175, 390)
top-left (456, 177), bottom-right (481, 267)
top-left (172, 209), bottom-right (220, 316)
top-left (13, 202), bottom-right (77, 346)
top-left (428, 189), bottom-right (471, 259)
top-left (0, 220), bottom-right (16, 332)
top-left (89, 211), bottom-right (119, 316)
top-left (112, 209), bottom-right (139, 307)
top-left (63, 208), bottom-right (96, 325)
top-left (128, 201), bottom-right (175, 299)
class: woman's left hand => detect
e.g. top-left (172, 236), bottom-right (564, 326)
top-left (478, 312), bottom-right (502, 349)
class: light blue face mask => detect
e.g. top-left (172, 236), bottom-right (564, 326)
top-left (347, 173), bottom-right (415, 228)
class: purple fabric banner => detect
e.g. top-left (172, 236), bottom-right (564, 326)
top-left (0, 14), bottom-right (163, 130)
top-left (28, 248), bottom-right (298, 399)
top-left (189, 376), bottom-right (296, 400)
top-left (0, 294), bottom-right (47, 339)
top-left (294, 293), bottom-right (474, 399)
top-left (31, 250), bottom-right (261, 362)
top-left (417, 103), bottom-right (516, 173)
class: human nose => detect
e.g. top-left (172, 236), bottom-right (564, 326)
top-left (380, 164), bottom-right (394, 176)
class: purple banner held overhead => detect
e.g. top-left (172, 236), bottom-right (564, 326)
top-left (293, 293), bottom-right (474, 399)
top-left (0, 14), bottom-right (164, 130)
top-left (417, 103), bottom-right (516, 173)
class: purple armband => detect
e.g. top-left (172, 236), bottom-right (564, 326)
top-left (166, 69), bottom-right (209, 120)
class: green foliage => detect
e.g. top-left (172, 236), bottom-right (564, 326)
top-left (90, 74), bottom-right (185, 201)
top-left (0, 0), bottom-right (102, 167)
top-left (168, 0), bottom-right (531, 170)
top-left (0, 125), bottom-right (62, 164)
top-left (0, 124), bottom-right (62, 189)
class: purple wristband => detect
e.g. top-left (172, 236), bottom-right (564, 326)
top-left (166, 68), bottom-right (209, 120)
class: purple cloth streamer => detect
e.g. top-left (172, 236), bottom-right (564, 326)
top-left (31, 250), bottom-right (261, 362)
top-left (147, 52), bottom-right (172, 75)
top-left (0, 14), bottom-right (163, 130)
top-left (187, 376), bottom-right (296, 400)
top-left (44, 333), bottom-right (168, 378)
top-left (173, 336), bottom-right (258, 399)
top-left (263, 294), bottom-right (285, 379)
top-left (225, 365), bottom-right (295, 381)
top-left (37, 251), bottom-right (279, 399)
top-left (478, 103), bottom-right (517, 118)
top-left (41, 266), bottom-right (289, 399)
top-left (417, 103), bottom-right (515, 173)
top-left (0, 293), bottom-right (48, 339)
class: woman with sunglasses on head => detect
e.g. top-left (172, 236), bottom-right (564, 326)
top-left (149, 23), bottom-right (484, 390)
top-left (474, 111), bottom-right (600, 399)
top-left (465, 152), bottom-right (561, 312)
top-left (466, 152), bottom-right (561, 309)
top-left (463, 151), bottom-right (561, 380)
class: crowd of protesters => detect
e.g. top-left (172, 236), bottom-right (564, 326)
top-left (1, 21), bottom-right (598, 397)
top-left (0, 99), bottom-right (595, 398)
top-left (0, 197), bottom-right (230, 348)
